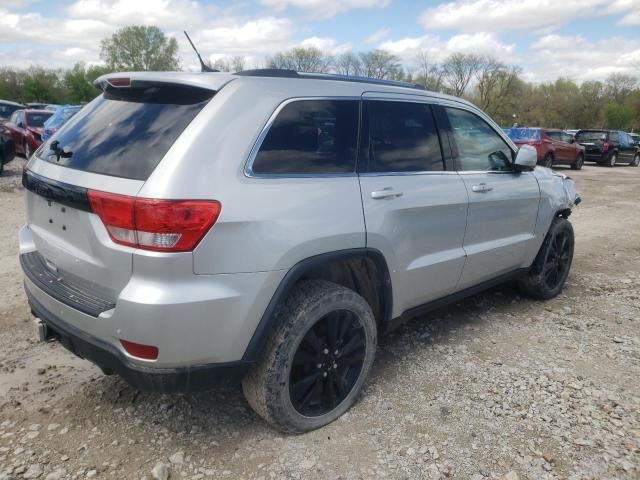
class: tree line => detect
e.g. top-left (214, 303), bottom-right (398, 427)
top-left (1, 25), bottom-right (638, 131)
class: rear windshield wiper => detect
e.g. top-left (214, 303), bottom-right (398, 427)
top-left (49, 140), bottom-right (73, 161)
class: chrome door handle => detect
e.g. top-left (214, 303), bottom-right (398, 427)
top-left (371, 187), bottom-right (403, 200)
top-left (471, 183), bottom-right (493, 193)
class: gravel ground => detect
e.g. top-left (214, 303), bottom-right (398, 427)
top-left (0, 159), bottom-right (638, 480)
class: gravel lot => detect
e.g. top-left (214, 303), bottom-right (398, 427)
top-left (0, 158), bottom-right (638, 480)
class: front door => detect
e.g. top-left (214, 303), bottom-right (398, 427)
top-left (439, 105), bottom-right (540, 290)
top-left (358, 98), bottom-right (469, 316)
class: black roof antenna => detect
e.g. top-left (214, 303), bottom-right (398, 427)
top-left (183, 30), bottom-right (218, 72)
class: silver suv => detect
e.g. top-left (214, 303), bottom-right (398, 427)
top-left (19, 70), bottom-right (580, 432)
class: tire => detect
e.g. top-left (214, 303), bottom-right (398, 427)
top-left (518, 217), bottom-right (574, 300)
top-left (543, 153), bottom-right (554, 168)
top-left (630, 154), bottom-right (640, 167)
top-left (24, 141), bottom-right (33, 159)
top-left (606, 152), bottom-right (617, 168)
top-left (571, 153), bottom-right (584, 170)
top-left (0, 158), bottom-right (3, 176)
top-left (242, 279), bottom-right (377, 433)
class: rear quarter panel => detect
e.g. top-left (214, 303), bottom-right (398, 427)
top-left (139, 78), bottom-right (367, 275)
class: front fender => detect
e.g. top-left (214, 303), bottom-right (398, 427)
top-left (525, 168), bottom-right (580, 265)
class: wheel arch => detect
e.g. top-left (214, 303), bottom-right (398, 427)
top-left (241, 248), bottom-right (393, 362)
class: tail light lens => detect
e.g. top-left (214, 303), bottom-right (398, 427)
top-left (87, 190), bottom-right (221, 252)
top-left (602, 142), bottom-right (609, 153)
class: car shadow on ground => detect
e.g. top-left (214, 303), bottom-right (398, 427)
top-left (82, 281), bottom-right (530, 441)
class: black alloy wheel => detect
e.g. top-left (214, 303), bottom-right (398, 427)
top-left (289, 309), bottom-right (366, 417)
top-left (541, 228), bottom-right (572, 291)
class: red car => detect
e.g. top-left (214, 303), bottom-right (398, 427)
top-left (504, 127), bottom-right (585, 170)
top-left (4, 109), bottom-right (53, 158)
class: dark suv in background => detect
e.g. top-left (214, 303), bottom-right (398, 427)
top-left (575, 129), bottom-right (639, 167)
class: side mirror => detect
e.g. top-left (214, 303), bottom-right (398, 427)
top-left (17, 121), bottom-right (24, 128)
top-left (514, 144), bottom-right (537, 171)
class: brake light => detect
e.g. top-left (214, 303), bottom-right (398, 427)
top-left (602, 142), bottom-right (609, 153)
top-left (108, 77), bottom-right (131, 87)
top-left (120, 339), bottom-right (158, 360)
top-left (87, 190), bottom-right (221, 252)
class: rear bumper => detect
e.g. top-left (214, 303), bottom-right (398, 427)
top-left (584, 152), bottom-right (605, 162)
top-left (27, 289), bottom-right (251, 392)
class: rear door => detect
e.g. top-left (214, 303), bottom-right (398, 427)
top-left (358, 95), bottom-right (469, 315)
top-left (23, 81), bottom-right (216, 304)
top-left (439, 105), bottom-right (540, 289)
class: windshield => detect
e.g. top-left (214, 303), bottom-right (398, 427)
top-left (575, 130), bottom-right (607, 142)
top-left (0, 103), bottom-right (21, 120)
top-left (26, 112), bottom-right (53, 127)
top-left (40, 83), bottom-right (215, 180)
top-left (504, 128), bottom-right (540, 142)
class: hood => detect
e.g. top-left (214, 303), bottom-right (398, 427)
top-left (27, 127), bottom-right (43, 136)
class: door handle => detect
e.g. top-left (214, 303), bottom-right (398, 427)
top-left (371, 187), bottom-right (403, 200)
top-left (471, 183), bottom-right (493, 193)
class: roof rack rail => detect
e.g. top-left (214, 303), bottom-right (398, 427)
top-left (234, 69), bottom-right (425, 90)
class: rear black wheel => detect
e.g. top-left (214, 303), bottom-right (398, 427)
top-left (519, 217), bottom-right (574, 300)
top-left (630, 154), bottom-right (639, 167)
top-left (543, 153), bottom-right (554, 168)
top-left (607, 152), bottom-right (617, 167)
top-left (571, 153), bottom-right (583, 170)
top-left (243, 279), bottom-right (376, 433)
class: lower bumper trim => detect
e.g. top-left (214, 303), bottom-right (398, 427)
top-left (26, 289), bottom-right (251, 393)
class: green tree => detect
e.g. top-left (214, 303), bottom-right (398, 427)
top-left (100, 26), bottom-right (179, 71)
top-left (603, 103), bottom-right (634, 129)
top-left (62, 63), bottom-right (110, 103)
top-left (21, 68), bottom-right (65, 103)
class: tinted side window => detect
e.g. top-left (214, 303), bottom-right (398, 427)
top-left (561, 132), bottom-right (573, 143)
top-left (364, 101), bottom-right (443, 172)
top-left (444, 107), bottom-right (513, 171)
top-left (546, 131), bottom-right (562, 141)
top-left (252, 100), bottom-right (359, 174)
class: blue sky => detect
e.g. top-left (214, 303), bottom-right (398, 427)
top-left (1, 0), bottom-right (639, 82)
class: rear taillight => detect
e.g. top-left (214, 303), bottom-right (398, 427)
top-left (87, 190), bottom-right (221, 252)
top-left (602, 142), bottom-right (609, 153)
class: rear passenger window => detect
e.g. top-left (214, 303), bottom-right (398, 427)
top-left (444, 107), bottom-right (513, 171)
top-left (252, 100), bottom-right (359, 174)
top-left (364, 101), bottom-right (443, 172)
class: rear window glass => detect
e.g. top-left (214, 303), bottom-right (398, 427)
top-left (26, 112), bottom-right (53, 127)
top-left (39, 84), bottom-right (214, 180)
top-left (503, 128), bottom-right (540, 142)
top-left (0, 103), bottom-right (21, 120)
top-left (575, 131), bottom-right (607, 142)
top-left (251, 100), bottom-right (359, 175)
top-left (364, 100), bottom-right (443, 172)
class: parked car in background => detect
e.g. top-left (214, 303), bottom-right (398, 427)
top-left (564, 129), bottom-right (578, 137)
top-left (25, 103), bottom-right (48, 110)
top-left (575, 129), bottom-right (639, 167)
top-left (0, 99), bottom-right (24, 121)
top-left (41, 105), bottom-right (82, 142)
top-left (503, 127), bottom-right (585, 169)
top-left (45, 104), bottom-right (60, 111)
top-left (0, 123), bottom-right (16, 175)
top-left (20, 70), bottom-right (580, 433)
top-left (629, 132), bottom-right (639, 149)
top-left (4, 109), bottom-right (53, 158)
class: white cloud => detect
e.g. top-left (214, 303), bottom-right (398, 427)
top-left (365, 28), bottom-right (390, 44)
top-left (380, 32), bottom-right (518, 65)
top-left (260, 0), bottom-right (389, 19)
top-left (527, 34), bottom-right (640, 82)
top-left (300, 36), bottom-right (352, 55)
top-left (419, 0), bottom-right (639, 33)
